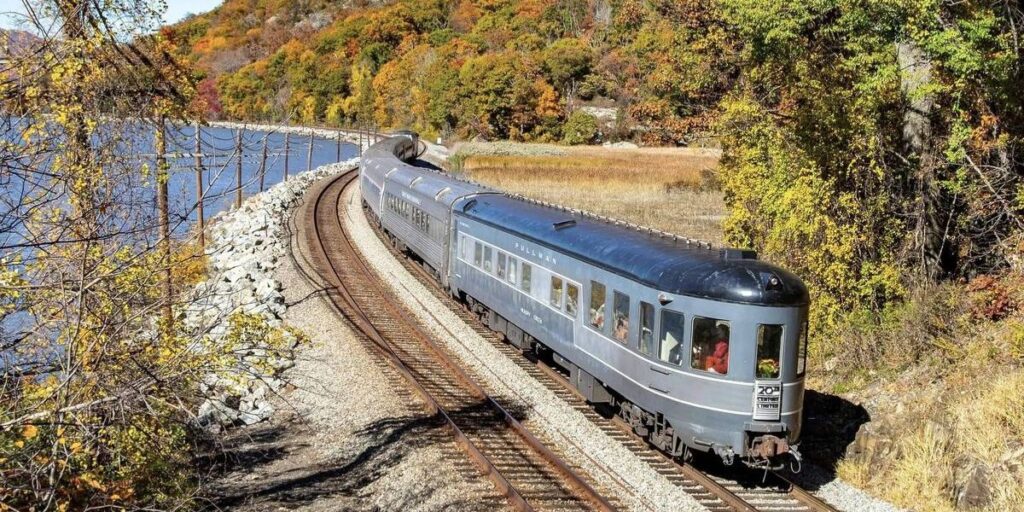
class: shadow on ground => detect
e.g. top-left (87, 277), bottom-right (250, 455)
top-left (197, 399), bottom-right (528, 510)
top-left (690, 388), bottom-right (870, 492)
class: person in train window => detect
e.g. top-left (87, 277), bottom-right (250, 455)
top-left (613, 315), bottom-right (629, 342)
top-left (704, 325), bottom-right (730, 374)
top-left (590, 308), bottom-right (605, 329)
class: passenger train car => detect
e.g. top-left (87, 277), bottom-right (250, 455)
top-left (359, 132), bottom-right (810, 469)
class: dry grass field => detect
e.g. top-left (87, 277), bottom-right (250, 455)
top-left (453, 143), bottom-right (726, 245)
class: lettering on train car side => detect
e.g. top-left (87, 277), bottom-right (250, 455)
top-left (519, 306), bottom-right (543, 325)
top-left (513, 241), bottom-right (557, 265)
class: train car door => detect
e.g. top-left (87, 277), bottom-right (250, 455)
top-left (648, 307), bottom-right (685, 395)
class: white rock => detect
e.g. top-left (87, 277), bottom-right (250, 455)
top-left (183, 158), bottom-right (361, 430)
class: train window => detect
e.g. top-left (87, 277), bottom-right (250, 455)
top-left (521, 263), bottom-right (532, 292)
top-left (473, 242), bottom-right (483, 267)
top-left (550, 276), bottom-right (563, 308)
top-left (639, 302), bottom-right (655, 356)
top-left (566, 283), bottom-right (579, 317)
top-left (507, 258), bottom-right (517, 285)
top-left (756, 325), bottom-right (783, 379)
top-left (613, 292), bottom-right (630, 343)
top-left (797, 321), bottom-right (809, 376)
top-left (497, 253), bottom-right (507, 280)
top-left (659, 310), bottom-right (685, 365)
top-left (588, 281), bottom-right (607, 332)
top-left (691, 317), bottom-right (730, 375)
top-left (483, 246), bottom-right (493, 273)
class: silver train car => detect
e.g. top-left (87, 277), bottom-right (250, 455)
top-left (359, 132), bottom-right (810, 469)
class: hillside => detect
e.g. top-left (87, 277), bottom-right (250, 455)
top-left (171, 0), bottom-right (726, 145)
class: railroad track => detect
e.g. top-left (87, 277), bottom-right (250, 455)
top-left (293, 168), bottom-right (617, 512)
top-left (361, 181), bottom-right (839, 512)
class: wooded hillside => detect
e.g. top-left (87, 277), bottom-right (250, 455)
top-left (175, 0), bottom-right (1022, 324)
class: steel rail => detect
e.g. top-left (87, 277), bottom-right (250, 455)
top-left (296, 169), bottom-right (616, 512)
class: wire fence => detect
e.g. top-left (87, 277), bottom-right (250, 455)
top-left (153, 122), bottom-right (382, 249)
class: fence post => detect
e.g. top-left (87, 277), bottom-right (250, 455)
top-left (259, 135), bottom-right (268, 192)
top-left (306, 131), bottom-right (313, 173)
top-left (194, 123), bottom-right (205, 250)
top-left (284, 132), bottom-right (290, 181)
top-left (235, 129), bottom-right (243, 209)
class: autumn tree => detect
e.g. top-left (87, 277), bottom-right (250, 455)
top-left (0, 2), bottom-right (287, 509)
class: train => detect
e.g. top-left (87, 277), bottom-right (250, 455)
top-left (359, 131), bottom-right (809, 470)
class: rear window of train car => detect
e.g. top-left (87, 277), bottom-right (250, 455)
top-left (756, 325), bottom-right (783, 379)
top-left (797, 322), bottom-right (808, 376)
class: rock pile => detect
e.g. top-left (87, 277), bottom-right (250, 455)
top-left (184, 159), bottom-right (360, 432)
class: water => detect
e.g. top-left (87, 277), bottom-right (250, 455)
top-left (0, 121), bottom-right (359, 363)
top-left (162, 124), bottom-right (359, 232)
top-left (0, 119), bottom-right (360, 242)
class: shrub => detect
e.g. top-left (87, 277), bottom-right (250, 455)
top-left (562, 111), bottom-right (599, 145)
top-left (966, 275), bottom-right (1017, 321)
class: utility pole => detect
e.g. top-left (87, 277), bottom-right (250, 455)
top-left (306, 131), bottom-right (314, 173)
top-left (259, 135), bottom-right (268, 192)
top-left (336, 131), bottom-right (341, 162)
top-left (155, 118), bottom-right (172, 328)
top-left (284, 132), bottom-right (290, 180)
top-left (235, 130), bottom-right (243, 209)
top-left (194, 123), bottom-right (205, 249)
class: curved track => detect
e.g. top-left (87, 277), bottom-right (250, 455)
top-left (294, 168), bottom-right (617, 512)
top-left (360, 183), bottom-right (840, 512)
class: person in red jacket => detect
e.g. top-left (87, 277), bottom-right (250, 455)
top-left (704, 326), bottom-right (729, 374)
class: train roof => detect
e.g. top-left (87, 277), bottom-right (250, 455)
top-left (454, 194), bottom-right (809, 307)
top-left (364, 134), bottom-right (490, 207)
top-left (387, 165), bottom-right (488, 207)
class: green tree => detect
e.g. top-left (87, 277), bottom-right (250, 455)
top-left (541, 37), bottom-right (594, 95)
top-left (562, 110), bottom-right (599, 145)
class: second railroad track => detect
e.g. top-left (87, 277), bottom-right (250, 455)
top-left (293, 169), bottom-right (618, 512)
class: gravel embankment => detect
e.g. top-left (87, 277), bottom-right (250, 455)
top-left (199, 162), bottom-right (507, 510)
top-left (184, 160), bottom-right (359, 430)
top-left (342, 182), bottom-right (706, 512)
